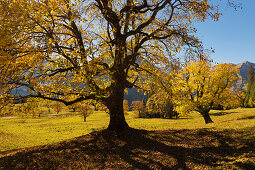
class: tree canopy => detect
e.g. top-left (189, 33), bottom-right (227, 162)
top-left (0, 0), bottom-right (222, 131)
top-left (172, 58), bottom-right (239, 123)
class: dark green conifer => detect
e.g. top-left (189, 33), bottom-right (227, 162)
top-left (245, 65), bottom-right (255, 107)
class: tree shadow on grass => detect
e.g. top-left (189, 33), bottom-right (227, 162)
top-left (0, 149), bottom-right (20, 158)
top-left (0, 128), bottom-right (254, 169)
top-left (237, 116), bottom-right (255, 120)
top-left (210, 111), bottom-right (237, 116)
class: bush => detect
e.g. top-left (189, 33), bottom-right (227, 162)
top-left (131, 101), bottom-right (146, 118)
top-left (146, 92), bottom-right (178, 119)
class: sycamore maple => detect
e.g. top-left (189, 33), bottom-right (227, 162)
top-left (0, 0), bottom-right (222, 131)
top-left (172, 59), bottom-right (239, 124)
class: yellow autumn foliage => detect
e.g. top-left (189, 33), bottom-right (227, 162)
top-left (172, 59), bottom-right (240, 115)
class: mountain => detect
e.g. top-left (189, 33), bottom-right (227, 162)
top-left (234, 61), bottom-right (255, 90)
top-left (10, 61), bottom-right (255, 105)
top-left (124, 88), bottom-right (148, 105)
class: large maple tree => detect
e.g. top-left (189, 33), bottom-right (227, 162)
top-left (0, 0), bottom-right (221, 131)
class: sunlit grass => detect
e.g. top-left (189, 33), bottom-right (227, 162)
top-left (0, 111), bottom-right (109, 152)
top-left (127, 108), bottom-right (255, 130)
top-left (0, 108), bottom-right (255, 152)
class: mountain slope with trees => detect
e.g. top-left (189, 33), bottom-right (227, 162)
top-left (235, 61), bottom-right (255, 89)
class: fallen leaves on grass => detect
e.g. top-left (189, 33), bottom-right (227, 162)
top-left (0, 128), bottom-right (254, 169)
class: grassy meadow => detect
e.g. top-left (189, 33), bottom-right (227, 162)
top-left (0, 107), bottom-right (254, 169)
top-left (0, 107), bottom-right (255, 154)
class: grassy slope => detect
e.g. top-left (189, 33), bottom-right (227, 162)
top-left (0, 108), bottom-right (254, 169)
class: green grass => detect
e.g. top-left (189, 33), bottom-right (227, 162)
top-left (0, 108), bottom-right (255, 153)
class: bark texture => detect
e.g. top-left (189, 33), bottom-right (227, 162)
top-left (104, 73), bottom-right (129, 131)
top-left (105, 88), bottom-right (129, 131)
top-left (201, 111), bottom-right (214, 124)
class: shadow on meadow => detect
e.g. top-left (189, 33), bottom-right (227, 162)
top-left (0, 128), bottom-right (254, 169)
top-left (237, 116), bottom-right (255, 120)
top-left (210, 111), bottom-right (237, 116)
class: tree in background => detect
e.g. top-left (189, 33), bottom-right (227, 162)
top-left (145, 60), bottom-right (180, 119)
top-left (236, 91), bottom-right (246, 108)
top-left (131, 101), bottom-right (146, 118)
top-left (68, 102), bottom-right (81, 112)
top-left (52, 101), bottom-right (64, 114)
top-left (76, 103), bottom-right (94, 122)
top-left (219, 90), bottom-right (245, 109)
top-left (172, 58), bottom-right (239, 124)
top-left (43, 100), bottom-right (52, 114)
top-left (0, 97), bottom-right (13, 116)
top-left (244, 65), bottom-right (255, 107)
top-left (0, 0), bottom-right (222, 131)
top-left (0, 103), bottom-right (15, 117)
top-left (146, 92), bottom-right (178, 118)
top-left (26, 98), bottom-right (42, 118)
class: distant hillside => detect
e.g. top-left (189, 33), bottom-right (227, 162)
top-left (234, 61), bottom-right (255, 90)
top-left (124, 88), bottom-right (148, 105)
top-left (10, 61), bottom-right (255, 104)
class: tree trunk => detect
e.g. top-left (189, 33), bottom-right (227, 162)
top-left (105, 86), bottom-right (129, 131)
top-left (103, 35), bottom-right (130, 131)
top-left (83, 116), bottom-right (86, 122)
top-left (201, 111), bottom-right (214, 124)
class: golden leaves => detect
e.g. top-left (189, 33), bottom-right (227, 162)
top-left (0, 0), bottom-right (225, 107)
top-left (172, 58), bottom-right (240, 114)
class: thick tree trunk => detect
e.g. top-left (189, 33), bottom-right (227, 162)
top-left (105, 85), bottom-right (129, 131)
top-left (108, 106), bottom-right (129, 131)
top-left (201, 111), bottom-right (214, 124)
top-left (103, 35), bottom-right (130, 131)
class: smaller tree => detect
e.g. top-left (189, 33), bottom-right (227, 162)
top-left (172, 59), bottom-right (239, 124)
top-left (67, 102), bottom-right (81, 112)
top-left (26, 98), bottom-right (41, 118)
top-left (131, 101), bottom-right (147, 118)
top-left (95, 102), bottom-right (108, 113)
top-left (76, 104), bottom-right (94, 122)
top-left (52, 101), bottom-right (63, 114)
top-left (236, 91), bottom-right (246, 108)
top-left (0, 97), bottom-right (13, 116)
top-left (0, 104), bottom-right (15, 117)
top-left (43, 100), bottom-right (52, 114)
top-left (244, 65), bottom-right (255, 107)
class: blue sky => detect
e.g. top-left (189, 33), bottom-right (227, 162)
top-left (194, 0), bottom-right (255, 64)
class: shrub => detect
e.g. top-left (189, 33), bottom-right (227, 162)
top-left (146, 92), bottom-right (178, 119)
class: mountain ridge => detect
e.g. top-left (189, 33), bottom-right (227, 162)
top-left (233, 61), bottom-right (255, 90)
top-left (11, 61), bottom-right (254, 104)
